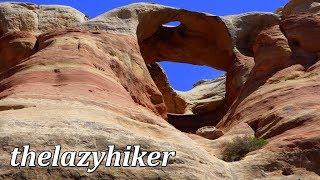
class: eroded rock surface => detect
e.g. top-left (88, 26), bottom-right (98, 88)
top-left (281, 0), bottom-right (320, 16)
top-left (0, 1), bottom-right (320, 179)
top-left (0, 2), bottom-right (87, 34)
top-left (196, 126), bottom-right (224, 140)
top-left (179, 75), bottom-right (226, 115)
top-left (222, 12), bottom-right (280, 56)
top-left (147, 63), bottom-right (187, 114)
top-left (0, 28), bottom-right (232, 180)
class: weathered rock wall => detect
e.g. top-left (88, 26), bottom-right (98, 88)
top-left (0, 1), bottom-right (319, 179)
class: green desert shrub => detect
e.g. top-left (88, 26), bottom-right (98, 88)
top-left (222, 136), bottom-right (268, 162)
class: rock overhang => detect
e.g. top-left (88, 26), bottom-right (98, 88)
top-left (1, 1), bottom-right (320, 178)
top-left (0, 2), bottom-right (281, 72)
top-left (82, 3), bottom-right (281, 72)
top-left (0, 1), bottom-right (284, 111)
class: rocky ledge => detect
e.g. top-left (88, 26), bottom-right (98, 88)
top-left (0, 1), bottom-right (319, 179)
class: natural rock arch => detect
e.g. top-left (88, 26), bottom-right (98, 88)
top-left (85, 3), bottom-right (234, 71)
top-left (136, 8), bottom-right (234, 71)
top-left (1, 1), bottom-right (320, 178)
top-left (85, 3), bottom-right (280, 102)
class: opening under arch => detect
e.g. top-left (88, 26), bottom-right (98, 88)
top-left (136, 9), bottom-right (234, 133)
top-left (147, 61), bottom-right (227, 133)
top-left (159, 61), bottom-right (225, 92)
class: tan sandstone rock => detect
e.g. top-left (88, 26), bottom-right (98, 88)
top-left (0, 28), bottom-right (233, 179)
top-left (147, 63), bottom-right (187, 115)
top-left (0, 1), bottom-right (320, 179)
top-left (179, 75), bottom-right (226, 115)
top-left (0, 2), bottom-right (87, 34)
top-left (282, 0), bottom-right (320, 16)
top-left (196, 126), bottom-right (224, 140)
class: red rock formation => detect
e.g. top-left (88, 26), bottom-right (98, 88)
top-left (138, 13), bottom-right (233, 71)
top-left (0, 1), bottom-right (320, 179)
top-left (281, 0), bottom-right (320, 17)
top-left (216, 9), bottom-right (320, 176)
top-left (281, 13), bottom-right (320, 52)
top-left (0, 31), bottom-right (37, 72)
top-left (147, 63), bottom-right (187, 114)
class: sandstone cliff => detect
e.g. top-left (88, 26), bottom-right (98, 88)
top-left (0, 1), bottom-right (319, 179)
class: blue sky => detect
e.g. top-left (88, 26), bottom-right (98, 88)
top-left (6, 0), bottom-right (289, 91)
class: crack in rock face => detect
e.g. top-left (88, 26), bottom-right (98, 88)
top-left (0, 1), bottom-right (320, 179)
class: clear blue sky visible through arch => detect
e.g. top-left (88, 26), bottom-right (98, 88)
top-left (5, 0), bottom-right (289, 91)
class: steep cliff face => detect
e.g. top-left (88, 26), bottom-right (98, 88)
top-left (0, 1), bottom-right (319, 179)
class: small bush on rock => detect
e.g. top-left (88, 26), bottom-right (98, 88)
top-left (222, 136), bottom-right (267, 162)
